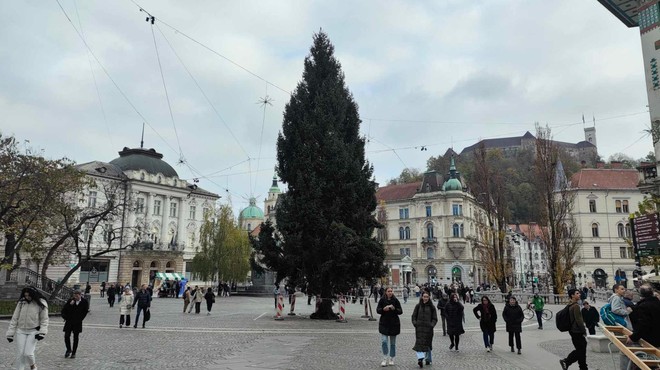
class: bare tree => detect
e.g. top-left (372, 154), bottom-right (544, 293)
top-left (535, 124), bottom-right (581, 294)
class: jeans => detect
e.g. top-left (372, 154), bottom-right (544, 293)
top-left (536, 310), bottom-right (543, 328)
top-left (508, 331), bottom-right (521, 349)
top-left (134, 306), bottom-right (148, 326)
top-left (15, 328), bottom-right (39, 370)
top-left (380, 335), bottom-right (397, 358)
top-left (482, 331), bottom-right (495, 348)
top-left (64, 330), bottom-right (80, 354)
top-left (566, 332), bottom-right (588, 370)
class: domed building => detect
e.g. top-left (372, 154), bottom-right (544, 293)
top-left (240, 197), bottom-right (264, 232)
top-left (45, 145), bottom-right (220, 289)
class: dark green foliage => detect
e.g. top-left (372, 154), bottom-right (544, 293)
top-left (270, 31), bottom-right (386, 319)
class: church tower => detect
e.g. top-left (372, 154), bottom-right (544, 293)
top-left (584, 126), bottom-right (597, 148)
top-left (264, 173), bottom-right (281, 224)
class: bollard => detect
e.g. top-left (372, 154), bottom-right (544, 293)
top-left (367, 298), bottom-right (376, 321)
top-left (274, 293), bottom-right (284, 320)
top-left (288, 294), bottom-right (297, 316)
top-left (336, 295), bottom-right (347, 323)
top-left (361, 296), bottom-right (370, 318)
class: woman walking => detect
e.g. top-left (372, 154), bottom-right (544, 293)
top-left (119, 287), bottom-right (133, 328)
top-left (376, 287), bottom-right (403, 367)
top-left (182, 287), bottom-right (191, 313)
top-left (411, 291), bottom-right (437, 368)
top-left (193, 286), bottom-right (204, 314)
top-left (502, 296), bottom-right (524, 354)
top-left (444, 292), bottom-right (465, 352)
top-left (204, 287), bottom-right (215, 315)
top-left (6, 286), bottom-right (49, 370)
top-left (473, 296), bottom-right (497, 352)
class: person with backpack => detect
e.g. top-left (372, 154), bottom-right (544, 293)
top-left (502, 296), bottom-right (524, 354)
top-left (473, 296), bottom-right (497, 352)
top-left (581, 301), bottom-right (599, 335)
top-left (559, 289), bottom-right (587, 370)
top-left (6, 287), bottom-right (49, 370)
top-left (608, 284), bottom-right (631, 329)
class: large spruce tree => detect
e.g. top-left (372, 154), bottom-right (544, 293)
top-left (274, 31), bottom-right (385, 319)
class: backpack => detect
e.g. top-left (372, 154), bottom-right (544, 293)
top-left (556, 303), bottom-right (573, 332)
top-left (600, 303), bottom-right (627, 326)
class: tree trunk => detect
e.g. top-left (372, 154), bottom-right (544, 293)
top-left (310, 297), bottom-right (338, 320)
top-left (49, 262), bottom-right (81, 301)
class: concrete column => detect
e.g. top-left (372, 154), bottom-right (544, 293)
top-left (145, 193), bottom-right (153, 226)
top-left (177, 197), bottom-right (186, 250)
top-left (161, 196), bottom-right (170, 245)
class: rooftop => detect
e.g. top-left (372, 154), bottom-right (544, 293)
top-left (570, 168), bottom-right (639, 190)
top-left (376, 182), bottom-right (420, 202)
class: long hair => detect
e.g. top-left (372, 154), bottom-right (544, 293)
top-left (19, 286), bottom-right (47, 309)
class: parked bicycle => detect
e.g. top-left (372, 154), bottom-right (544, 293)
top-left (523, 306), bottom-right (553, 321)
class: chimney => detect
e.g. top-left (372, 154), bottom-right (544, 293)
top-left (596, 161), bottom-right (605, 169)
top-left (610, 161), bottom-right (623, 169)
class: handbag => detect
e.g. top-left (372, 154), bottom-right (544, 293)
top-left (144, 308), bottom-right (151, 322)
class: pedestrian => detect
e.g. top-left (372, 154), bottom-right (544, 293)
top-left (411, 291), bottom-right (437, 368)
top-left (132, 284), bottom-right (151, 328)
top-left (84, 283), bottom-right (92, 311)
top-left (530, 293), bottom-right (545, 329)
top-left (589, 287), bottom-right (595, 303)
top-left (559, 289), bottom-right (588, 370)
top-left (627, 284), bottom-right (660, 346)
top-left (100, 282), bottom-right (106, 298)
top-left (6, 286), bottom-right (49, 370)
top-left (182, 287), bottom-right (191, 313)
top-left (106, 284), bottom-right (116, 307)
top-left (204, 287), bottom-right (215, 315)
top-left (608, 284), bottom-right (631, 329)
top-left (436, 293), bottom-right (448, 336)
top-left (174, 279), bottom-right (180, 299)
top-left (273, 284), bottom-right (280, 309)
top-left (358, 286), bottom-right (365, 305)
top-left (61, 289), bottom-right (88, 359)
top-left (119, 287), bottom-right (133, 328)
top-left (402, 286), bottom-right (409, 304)
top-left (502, 296), bottom-right (524, 354)
top-left (444, 292), bottom-right (465, 352)
top-left (376, 287), bottom-right (403, 367)
top-left (115, 283), bottom-right (122, 303)
top-left (193, 285), bottom-right (204, 314)
top-left (187, 286), bottom-right (198, 313)
top-left (473, 296), bottom-right (497, 352)
top-left (413, 285), bottom-right (421, 298)
top-left (581, 301), bottom-right (599, 335)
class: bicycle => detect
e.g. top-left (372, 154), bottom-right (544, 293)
top-left (523, 307), bottom-right (553, 321)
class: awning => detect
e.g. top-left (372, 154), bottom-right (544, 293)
top-left (155, 272), bottom-right (185, 280)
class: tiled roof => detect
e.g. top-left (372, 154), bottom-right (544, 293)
top-left (570, 169), bottom-right (639, 190)
top-left (249, 223), bottom-right (262, 237)
top-left (376, 182), bottom-right (421, 202)
top-left (509, 223), bottom-right (545, 239)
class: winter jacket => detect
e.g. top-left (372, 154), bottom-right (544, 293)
top-left (473, 302), bottom-right (497, 333)
top-left (502, 303), bottom-right (524, 333)
top-left (133, 290), bottom-right (152, 308)
top-left (204, 291), bottom-right (215, 304)
top-left (377, 296), bottom-right (403, 336)
top-left (436, 296), bottom-right (448, 317)
top-left (581, 306), bottom-right (599, 328)
top-left (412, 299), bottom-right (437, 352)
top-left (193, 289), bottom-right (204, 303)
top-left (608, 294), bottom-right (628, 317)
top-left (120, 294), bottom-right (134, 315)
top-left (629, 296), bottom-right (660, 346)
top-left (568, 302), bottom-right (586, 335)
top-left (444, 300), bottom-right (465, 335)
top-left (6, 299), bottom-right (49, 339)
top-left (61, 298), bottom-right (89, 333)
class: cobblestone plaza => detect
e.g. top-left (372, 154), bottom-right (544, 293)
top-left (1, 295), bottom-right (617, 369)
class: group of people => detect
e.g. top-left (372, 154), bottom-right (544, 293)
top-left (183, 286), bottom-right (216, 315)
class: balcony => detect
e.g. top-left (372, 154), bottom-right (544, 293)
top-left (421, 237), bottom-right (438, 245)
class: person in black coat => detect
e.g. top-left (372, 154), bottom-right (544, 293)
top-left (61, 290), bottom-right (89, 359)
top-left (377, 287), bottom-right (403, 367)
top-left (444, 293), bottom-right (465, 352)
top-left (436, 293), bottom-right (449, 336)
top-left (502, 296), bottom-right (524, 354)
top-left (106, 285), bottom-right (116, 307)
top-left (412, 291), bottom-right (437, 367)
top-left (580, 301), bottom-right (600, 335)
top-left (132, 284), bottom-right (152, 328)
top-left (627, 284), bottom-right (660, 347)
top-left (473, 296), bottom-right (497, 352)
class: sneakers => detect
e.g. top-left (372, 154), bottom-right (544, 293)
top-left (388, 358), bottom-right (394, 366)
top-left (418, 358), bottom-right (423, 368)
top-left (64, 350), bottom-right (71, 358)
top-left (207, 312), bottom-right (211, 315)
top-left (559, 359), bottom-right (568, 370)
top-left (486, 347), bottom-right (491, 353)
top-left (380, 357), bottom-right (388, 367)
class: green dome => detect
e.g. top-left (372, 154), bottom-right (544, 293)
top-left (110, 147), bottom-right (178, 178)
top-left (443, 178), bottom-right (463, 191)
top-left (241, 197), bottom-right (264, 219)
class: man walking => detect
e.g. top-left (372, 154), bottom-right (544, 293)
top-left (560, 289), bottom-right (587, 370)
top-left (132, 284), bottom-right (151, 328)
top-left (581, 301), bottom-right (599, 335)
top-left (530, 293), bottom-right (545, 329)
top-left (61, 290), bottom-right (89, 359)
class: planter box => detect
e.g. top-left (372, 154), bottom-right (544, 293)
top-left (587, 334), bottom-right (619, 353)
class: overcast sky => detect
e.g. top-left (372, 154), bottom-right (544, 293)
top-left (0, 1), bottom-right (652, 214)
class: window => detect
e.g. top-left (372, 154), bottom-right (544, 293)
top-left (82, 222), bottom-right (93, 243)
top-left (591, 223), bottom-right (599, 237)
top-left (136, 197), bottom-right (145, 214)
top-left (589, 200), bottom-right (597, 213)
top-left (617, 223), bottom-right (625, 238)
top-left (202, 207), bottom-right (210, 218)
top-left (627, 246), bottom-right (634, 259)
top-left (169, 202), bottom-right (177, 217)
top-left (452, 204), bottom-right (463, 216)
top-left (399, 208), bottom-right (409, 219)
top-left (594, 246), bottom-right (601, 258)
top-left (154, 200), bottom-right (162, 216)
top-left (426, 205), bottom-right (432, 217)
top-left (615, 200), bottom-right (622, 213)
top-left (399, 248), bottom-right (410, 256)
top-left (88, 191), bottom-right (97, 208)
top-left (247, 223), bottom-right (252, 232)
top-left (102, 224), bottom-right (113, 243)
top-left (399, 227), bottom-right (405, 240)
top-left (427, 248), bottom-right (434, 259)
top-left (622, 200), bottom-right (629, 213)
top-left (625, 224), bottom-right (631, 238)
top-left (453, 223), bottom-right (460, 237)
top-left (534, 253), bottom-right (539, 260)
top-left (426, 224), bottom-right (434, 239)
top-left (404, 226), bottom-right (411, 240)
top-left (189, 206), bottom-right (196, 220)
top-left (620, 247), bottom-right (627, 259)
top-left (79, 260), bottom-right (109, 283)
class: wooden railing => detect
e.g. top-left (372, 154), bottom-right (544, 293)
top-left (8, 267), bottom-right (73, 305)
top-left (600, 324), bottom-right (660, 370)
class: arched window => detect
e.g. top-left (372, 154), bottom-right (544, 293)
top-left (150, 261), bottom-right (157, 268)
top-left (405, 226), bottom-right (411, 240)
top-left (591, 223), bottom-right (599, 237)
top-left (247, 223), bottom-right (252, 232)
top-left (617, 223), bottom-right (625, 238)
top-left (133, 261), bottom-right (141, 268)
top-left (426, 224), bottom-right (434, 239)
top-left (399, 227), bottom-right (404, 240)
top-left (625, 223), bottom-right (631, 238)
top-left (460, 224), bottom-right (464, 237)
top-left (452, 223), bottom-right (460, 237)
top-left (427, 248), bottom-right (434, 259)
top-left (534, 253), bottom-right (539, 260)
